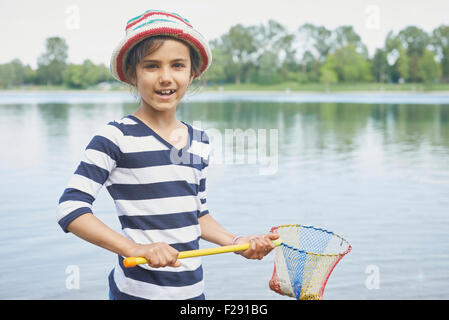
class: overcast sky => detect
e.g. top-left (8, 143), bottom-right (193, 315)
top-left (2, 0), bottom-right (449, 68)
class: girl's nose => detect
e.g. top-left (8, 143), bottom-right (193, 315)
top-left (159, 66), bottom-right (172, 84)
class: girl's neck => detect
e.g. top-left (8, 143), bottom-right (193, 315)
top-left (133, 104), bottom-right (179, 130)
top-left (132, 103), bottom-right (189, 150)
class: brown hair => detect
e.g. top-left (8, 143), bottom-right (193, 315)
top-left (124, 35), bottom-right (201, 85)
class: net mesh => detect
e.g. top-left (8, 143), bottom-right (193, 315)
top-left (269, 224), bottom-right (351, 300)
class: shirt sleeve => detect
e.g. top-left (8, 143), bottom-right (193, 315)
top-left (197, 130), bottom-right (210, 218)
top-left (57, 122), bottom-right (122, 233)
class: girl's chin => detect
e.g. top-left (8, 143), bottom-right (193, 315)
top-left (141, 99), bottom-right (178, 112)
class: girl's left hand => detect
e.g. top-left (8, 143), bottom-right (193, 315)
top-left (234, 233), bottom-right (280, 260)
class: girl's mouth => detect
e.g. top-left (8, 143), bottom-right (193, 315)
top-left (155, 89), bottom-right (176, 97)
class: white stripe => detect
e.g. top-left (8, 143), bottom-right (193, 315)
top-left (96, 123), bottom-right (123, 144)
top-left (123, 224), bottom-right (201, 245)
top-left (113, 263), bottom-right (204, 299)
top-left (119, 135), bottom-right (169, 153)
top-left (116, 117), bottom-right (138, 125)
top-left (108, 165), bottom-right (200, 185)
top-left (66, 174), bottom-right (103, 199)
top-left (115, 195), bottom-right (199, 216)
top-left (188, 140), bottom-right (211, 159)
top-left (200, 203), bottom-right (208, 213)
top-left (57, 200), bottom-right (92, 221)
top-left (82, 149), bottom-right (116, 173)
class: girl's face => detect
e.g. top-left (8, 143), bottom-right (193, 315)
top-left (133, 39), bottom-right (194, 113)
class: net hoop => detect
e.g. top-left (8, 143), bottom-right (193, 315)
top-left (270, 224), bottom-right (352, 257)
top-left (269, 224), bottom-right (352, 300)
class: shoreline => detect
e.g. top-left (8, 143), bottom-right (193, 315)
top-left (2, 89), bottom-right (449, 105)
top-left (1, 88), bottom-right (449, 95)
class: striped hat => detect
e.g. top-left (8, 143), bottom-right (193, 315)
top-left (110, 10), bottom-right (212, 84)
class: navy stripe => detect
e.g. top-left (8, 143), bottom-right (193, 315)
top-left (199, 178), bottom-right (206, 192)
top-left (108, 270), bottom-right (145, 300)
top-left (59, 188), bottom-right (95, 204)
top-left (86, 134), bottom-right (122, 163)
top-left (58, 207), bottom-right (91, 233)
top-left (75, 161), bottom-right (109, 185)
top-left (170, 237), bottom-right (201, 252)
top-left (106, 180), bottom-right (198, 200)
top-left (187, 293), bottom-right (206, 300)
top-left (121, 150), bottom-right (171, 168)
top-left (119, 150), bottom-right (205, 170)
top-left (118, 256), bottom-right (204, 287)
top-left (108, 269), bottom-right (205, 300)
top-left (118, 211), bottom-right (199, 230)
top-left (108, 120), bottom-right (156, 138)
top-left (198, 210), bottom-right (209, 218)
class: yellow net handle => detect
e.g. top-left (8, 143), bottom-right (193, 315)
top-left (123, 239), bottom-right (283, 268)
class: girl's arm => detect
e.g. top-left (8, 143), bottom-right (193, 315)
top-left (67, 213), bottom-right (181, 268)
top-left (198, 214), bottom-right (279, 260)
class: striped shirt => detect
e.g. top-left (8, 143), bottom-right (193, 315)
top-left (57, 115), bottom-right (210, 300)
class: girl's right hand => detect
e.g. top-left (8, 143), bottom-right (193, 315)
top-left (129, 242), bottom-right (181, 268)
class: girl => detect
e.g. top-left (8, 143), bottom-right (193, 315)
top-left (57, 9), bottom-right (279, 300)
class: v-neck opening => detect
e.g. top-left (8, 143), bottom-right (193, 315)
top-left (127, 114), bottom-right (192, 151)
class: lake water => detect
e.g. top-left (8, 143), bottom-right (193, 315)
top-left (0, 91), bottom-right (448, 300)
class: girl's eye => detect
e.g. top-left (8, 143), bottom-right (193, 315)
top-left (173, 63), bottom-right (185, 68)
top-left (144, 64), bottom-right (158, 69)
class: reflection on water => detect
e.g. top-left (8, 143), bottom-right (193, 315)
top-left (0, 96), bottom-right (448, 299)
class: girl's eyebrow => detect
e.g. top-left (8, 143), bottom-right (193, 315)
top-left (142, 58), bottom-right (188, 63)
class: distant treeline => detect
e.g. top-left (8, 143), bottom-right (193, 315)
top-left (206, 22), bottom-right (449, 86)
top-left (0, 37), bottom-right (113, 89)
top-left (1, 21), bottom-right (448, 89)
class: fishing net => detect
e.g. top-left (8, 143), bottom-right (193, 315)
top-left (269, 224), bottom-right (351, 300)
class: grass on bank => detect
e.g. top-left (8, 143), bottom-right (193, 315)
top-left (202, 82), bottom-right (449, 92)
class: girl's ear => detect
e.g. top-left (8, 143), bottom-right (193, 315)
top-left (129, 75), bottom-right (137, 87)
top-left (189, 74), bottom-right (195, 86)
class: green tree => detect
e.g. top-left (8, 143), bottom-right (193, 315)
top-left (297, 23), bottom-right (333, 62)
top-left (257, 50), bottom-right (280, 84)
top-left (300, 50), bottom-right (321, 82)
top-left (384, 31), bottom-right (410, 82)
top-left (319, 54), bottom-right (338, 86)
top-left (0, 59), bottom-right (35, 88)
top-left (202, 46), bottom-right (229, 84)
top-left (219, 24), bottom-right (258, 84)
top-left (333, 25), bottom-right (368, 57)
top-left (397, 26), bottom-right (430, 82)
top-left (255, 20), bottom-right (297, 81)
top-left (64, 64), bottom-right (84, 88)
top-left (0, 63), bottom-right (14, 88)
top-left (395, 46), bottom-right (410, 83)
top-left (431, 25), bottom-right (449, 81)
top-left (81, 59), bottom-right (101, 86)
top-left (326, 44), bottom-right (372, 82)
top-left (64, 59), bottom-right (113, 88)
top-left (418, 49), bottom-right (442, 84)
top-left (397, 26), bottom-right (430, 57)
top-left (36, 37), bottom-right (69, 85)
top-left (371, 49), bottom-right (388, 83)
